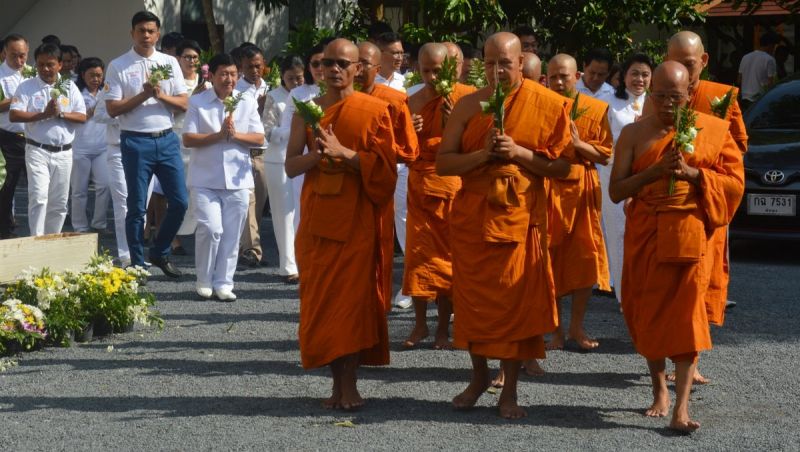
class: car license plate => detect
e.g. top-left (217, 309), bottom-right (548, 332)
top-left (747, 194), bottom-right (796, 216)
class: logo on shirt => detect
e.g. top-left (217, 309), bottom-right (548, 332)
top-left (32, 95), bottom-right (45, 110)
top-left (60, 97), bottom-right (69, 108)
top-left (103, 82), bottom-right (110, 92)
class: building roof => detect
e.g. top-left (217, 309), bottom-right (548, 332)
top-left (699, 0), bottom-right (795, 16)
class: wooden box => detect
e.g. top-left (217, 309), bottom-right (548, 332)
top-left (0, 233), bottom-right (99, 283)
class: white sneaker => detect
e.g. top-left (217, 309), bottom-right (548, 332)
top-left (196, 287), bottom-right (213, 299)
top-left (394, 291), bottom-right (412, 309)
top-left (215, 288), bottom-right (237, 302)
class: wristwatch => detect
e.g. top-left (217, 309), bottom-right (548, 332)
top-left (58, 111), bottom-right (65, 119)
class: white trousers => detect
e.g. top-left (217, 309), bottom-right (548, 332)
top-left (394, 163), bottom-right (408, 253)
top-left (177, 147), bottom-right (196, 236)
top-left (107, 145), bottom-right (154, 263)
top-left (193, 187), bottom-right (249, 291)
top-left (597, 162), bottom-right (625, 302)
top-left (71, 149), bottom-right (110, 231)
top-left (291, 173), bottom-right (304, 233)
top-left (26, 145), bottom-right (72, 236)
top-left (265, 161), bottom-right (298, 275)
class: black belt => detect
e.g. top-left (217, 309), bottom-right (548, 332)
top-left (25, 138), bottom-right (71, 152)
top-left (0, 129), bottom-right (24, 138)
top-left (120, 128), bottom-right (173, 138)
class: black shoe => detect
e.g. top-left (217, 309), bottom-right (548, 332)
top-left (171, 245), bottom-right (188, 256)
top-left (240, 250), bottom-right (260, 268)
top-left (150, 256), bottom-right (183, 278)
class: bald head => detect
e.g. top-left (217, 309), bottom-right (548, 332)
top-left (484, 32), bottom-right (523, 87)
top-left (484, 32), bottom-right (522, 56)
top-left (325, 38), bottom-right (359, 60)
top-left (547, 53), bottom-right (579, 95)
top-left (666, 31), bottom-right (708, 91)
top-left (549, 53), bottom-right (577, 72)
top-left (418, 42), bottom-right (447, 88)
top-left (521, 52), bottom-right (541, 81)
top-left (668, 31), bottom-right (705, 56)
top-left (419, 42), bottom-right (447, 62)
top-left (358, 41), bottom-right (381, 65)
top-left (652, 61), bottom-right (690, 91)
top-left (356, 41), bottom-right (381, 90)
top-left (323, 38), bottom-right (361, 91)
top-left (442, 41), bottom-right (464, 75)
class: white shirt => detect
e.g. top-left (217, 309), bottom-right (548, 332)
top-left (235, 77), bottom-right (269, 101)
top-left (576, 78), bottom-right (615, 99)
top-left (406, 83), bottom-right (425, 96)
top-left (606, 90), bottom-right (647, 143)
top-left (92, 89), bottom-right (120, 147)
top-left (376, 71), bottom-right (406, 92)
top-left (10, 75), bottom-right (86, 145)
top-left (739, 49), bottom-right (777, 101)
top-left (105, 47), bottom-right (187, 132)
top-left (277, 83), bottom-right (320, 142)
top-left (262, 86), bottom-right (291, 163)
top-left (183, 88), bottom-right (264, 190)
top-left (73, 88), bottom-right (107, 153)
top-left (0, 62), bottom-right (25, 133)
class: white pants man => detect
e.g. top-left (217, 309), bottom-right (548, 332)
top-left (107, 144), bottom-right (153, 266)
top-left (265, 161), bottom-right (298, 276)
top-left (26, 145), bottom-right (72, 236)
top-left (194, 187), bottom-right (249, 293)
top-left (393, 163), bottom-right (412, 308)
top-left (596, 162), bottom-right (624, 303)
top-left (71, 149), bottom-right (111, 231)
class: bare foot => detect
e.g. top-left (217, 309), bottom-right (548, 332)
top-left (452, 380), bottom-right (490, 410)
top-left (433, 331), bottom-right (453, 350)
top-left (546, 334), bottom-right (565, 351)
top-left (322, 395), bottom-right (341, 410)
top-left (491, 369), bottom-right (505, 388)
top-left (339, 386), bottom-right (364, 411)
top-left (568, 327), bottom-right (599, 350)
top-left (645, 391), bottom-right (670, 417)
top-left (667, 370), bottom-right (710, 385)
top-left (498, 395), bottom-right (527, 420)
top-left (402, 325), bottom-right (429, 349)
top-left (669, 417), bottom-right (701, 433)
top-left (522, 359), bottom-right (544, 376)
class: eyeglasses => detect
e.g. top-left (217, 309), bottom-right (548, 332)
top-left (182, 55), bottom-right (199, 61)
top-left (359, 60), bottom-right (378, 69)
top-left (321, 58), bottom-right (356, 69)
top-left (650, 91), bottom-right (687, 104)
top-left (309, 60), bottom-right (323, 68)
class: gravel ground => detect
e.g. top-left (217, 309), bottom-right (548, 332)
top-left (2, 194), bottom-right (799, 451)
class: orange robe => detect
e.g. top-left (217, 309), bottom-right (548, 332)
top-left (690, 80), bottom-right (748, 325)
top-left (296, 92), bottom-right (397, 368)
top-left (403, 83), bottom-right (475, 299)
top-left (449, 79), bottom-right (571, 360)
top-left (548, 94), bottom-right (612, 295)
top-left (368, 83), bottom-right (420, 310)
top-left (622, 112), bottom-right (744, 360)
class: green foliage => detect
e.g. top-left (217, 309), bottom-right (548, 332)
top-left (283, 20), bottom-right (335, 58)
top-left (414, 0), bottom-right (506, 44)
top-left (465, 59), bottom-right (487, 88)
top-left (334, 0), bottom-right (371, 42)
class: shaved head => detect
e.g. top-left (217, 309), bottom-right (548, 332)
top-left (521, 52), bottom-right (541, 81)
top-left (419, 42), bottom-right (447, 61)
top-left (418, 42), bottom-right (447, 87)
top-left (358, 41), bottom-right (381, 65)
top-left (355, 41), bottom-right (381, 91)
top-left (484, 32), bottom-right (523, 88)
top-left (547, 53), bottom-right (580, 95)
top-left (323, 38), bottom-right (361, 91)
top-left (443, 41), bottom-right (464, 75)
top-left (650, 61), bottom-right (691, 125)
top-left (326, 38), bottom-right (359, 60)
top-left (652, 61), bottom-right (690, 90)
top-left (665, 30), bottom-right (708, 93)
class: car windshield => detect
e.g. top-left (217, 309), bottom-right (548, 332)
top-left (746, 80), bottom-right (800, 130)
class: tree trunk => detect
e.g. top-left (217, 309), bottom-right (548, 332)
top-left (201, 0), bottom-right (223, 54)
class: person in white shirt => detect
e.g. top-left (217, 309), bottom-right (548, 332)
top-left (576, 48), bottom-right (615, 99)
top-left (0, 34), bottom-right (29, 239)
top-left (261, 55), bottom-right (305, 283)
top-left (10, 43), bottom-right (87, 236)
top-left (105, 11), bottom-right (189, 277)
top-left (738, 31), bottom-right (779, 105)
top-left (235, 45), bottom-right (270, 267)
top-left (70, 57), bottom-right (110, 233)
top-left (374, 32), bottom-right (406, 91)
top-left (183, 53), bottom-right (265, 301)
top-left (278, 41), bottom-right (326, 234)
top-left (599, 53), bottom-right (653, 303)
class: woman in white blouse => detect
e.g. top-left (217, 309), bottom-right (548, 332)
top-left (599, 53), bottom-right (653, 303)
top-left (183, 54), bottom-right (265, 301)
top-left (261, 55), bottom-right (306, 283)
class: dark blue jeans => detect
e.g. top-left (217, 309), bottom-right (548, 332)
top-left (120, 131), bottom-right (188, 266)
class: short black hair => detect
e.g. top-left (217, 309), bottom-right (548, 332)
top-left (41, 34), bottom-right (61, 46)
top-left (176, 39), bottom-right (202, 58)
top-left (34, 42), bottom-right (62, 62)
top-left (75, 57), bottom-right (105, 92)
top-left (4, 33), bottom-right (27, 49)
top-left (238, 41), bottom-right (257, 49)
top-left (512, 25), bottom-right (537, 39)
top-left (583, 48), bottom-right (613, 69)
top-left (615, 53), bottom-right (653, 100)
top-left (209, 53), bottom-right (236, 74)
top-left (760, 31), bottom-right (780, 47)
top-left (303, 41), bottom-right (327, 86)
top-left (375, 32), bottom-right (402, 48)
top-left (131, 10), bottom-right (161, 29)
top-left (161, 32), bottom-right (184, 50)
top-left (239, 45), bottom-right (264, 61)
top-left (60, 44), bottom-right (80, 58)
top-left (280, 55), bottom-right (305, 87)
top-left (368, 21), bottom-right (394, 39)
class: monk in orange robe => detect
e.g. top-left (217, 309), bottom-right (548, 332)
top-left (400, 43), bottom-right (476, 350)
top-left (522, 52), bottom-right (542, 83)
top-left (545, 54), bottom-right (612, 352)
top-left (355, 41), bottom-right (420, 312)
top-left (285, 39), bottom-right (397, 410)
top-left (609, 61), bottom-right (744, 432)
top-left (666, 30), bottom-right (748, 384)
top-left (438, 32), bottom-right (571, 419)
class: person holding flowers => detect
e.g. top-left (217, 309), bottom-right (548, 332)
top-left (285, 38), bottom-right (397, 411)
top-left (544, 53), bottom-right (612, 354)
top-left (609, 61), bottom-right (744, 433)
top-left (182, 53), bottom-right (264, 301)
top-left (436, 32), bottom-right (571, 419)
top-left (10, 42), bottom-right (86, 236)
top-left (402, 42), bottom-right (475, 349)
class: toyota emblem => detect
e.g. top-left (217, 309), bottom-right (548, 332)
top-left (763, 169), bottom-right (786, 185)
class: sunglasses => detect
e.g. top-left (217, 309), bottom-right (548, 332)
top-left (321, 58), bottom-right (356, 69)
